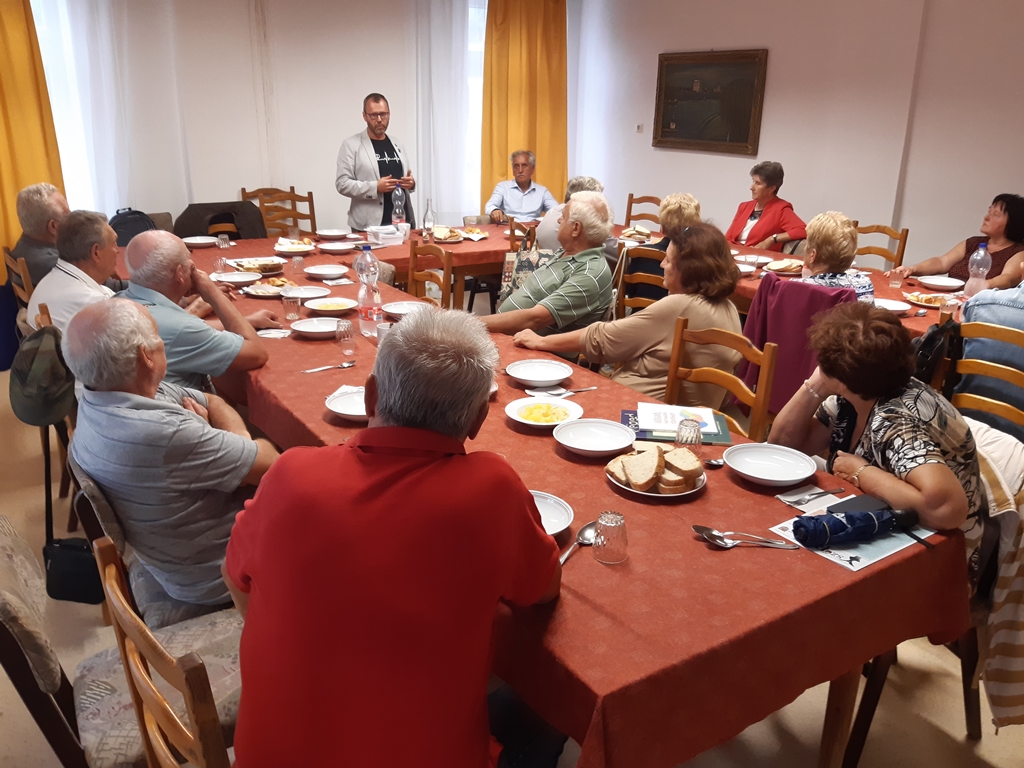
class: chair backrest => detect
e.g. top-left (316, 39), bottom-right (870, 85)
top-left (67, 452), bottom-right (128, 555)
top-left (463, 215), bottom-right (490, 226)
top-left (507, 218), bottom-right (537, 252)
top-left (949, 321), bottom-right (1024, 428)
top-left (249, 187), bottom-right (316, 238)
top-left (4, 246), bottom-right (34, 306)
top-left (148, 212), bottom-right (174, 232)
top-left (624, 194), bottom-right (661, 227)
top-left (34, 303), bottom-right (53, 330)
top-left (665, 317), bottom-right (778, 442)
top-left (407, 240), bottom-right (453, 308)
top-left (93, 537), bottom-right (230, 768)
top-left (852, 221), bottom-right (909, 269)
top-left (0, 515), bottom-right (85, 767)
top-left (240, 186), bottom-right (295, 204)
top-left (615, 246), bottom-right (665, 319)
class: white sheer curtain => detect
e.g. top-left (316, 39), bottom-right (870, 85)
top-left (29, 0), bottom-right (129, 216)
top-left (415, 0), bottom-right (487, 226)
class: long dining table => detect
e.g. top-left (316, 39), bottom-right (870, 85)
top-left (157, 242), bottom-right (970, 768)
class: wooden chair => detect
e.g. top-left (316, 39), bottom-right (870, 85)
top-left (851, 221), bottom-right (909, 269)
top-left (624, 194), bottom-right (661, 228)
top-left (94, 536), bottom-right (232, 768)
top-left (407, 241), bottom-right (453, 308)
top-left (948, 321), bottom-right (1024, 429)
top-left (507, 217), bottom-right (537, 252)
top-left (241, 185), bottom-right (316, 238)
top-left (664, 317), bottom-right (778, 442)
top-left (615, 246), bottom-right (665, 319)
top-left (4, 246), bottom-right (34, 307)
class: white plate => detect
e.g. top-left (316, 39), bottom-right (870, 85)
top-left (348, 241), bottom-right (386, 250)
top-left (606, 471), bottom-right (707, 499)
top-left (316, 228), bottom-right (351, 240)
top-left (505, 396), bottom-right (583, 428)
top-left (274, 243), bottom-right (315, 254)
top-left (325, 390), bottom-right (367, 422)
top-left (734, 254), bottom-right (773, 266)
top-left (902, 292), bottom-right (952, 309)
top-left (731, 249), bottom-right (740, 255)
top-left (210, 271), bottom-right (259, 285)
top-left (530, 491), bottom-right (574, 536)
top-left (723, 444), bottom-right (817, 487)
top-left (304, 264), bottom-right (349, 280)
top-left (227, 257), bottom-right (288, 277)
top-left (505, 359), bottom-right (573, 388)
top-left (874, 298), bottom-right (911, 315)
top-left (182, 236), bottom-right (218, 248)
top-left (382, 301), bottom-right (431, 317)
top-left (304, 297), bottom-right (358, 316)
top-left (503, 229), bottom-right (530, 236)
top-left (281, 286), bottom-right (330, 299)
top-left (553, 419), bottom-right (635, 457)
top-left (241, 285), bottom-right (288, 298)
top-left (916, 275), bottom-right (965, 292)
top-left (290, 317), bottom-right (339, 338)
top-left (737, 264), bottom-right (756, 275)
top-left (318, 241), bottom-right (356, 253)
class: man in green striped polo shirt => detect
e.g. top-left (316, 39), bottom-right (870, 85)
top-left (483, 191), bottom-right (613, 341)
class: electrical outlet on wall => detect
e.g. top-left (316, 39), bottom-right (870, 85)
top-left (635, 123), bottom-right (643, 134)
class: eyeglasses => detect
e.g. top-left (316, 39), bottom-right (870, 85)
top-left (365, 112), bottom-right (390, 120)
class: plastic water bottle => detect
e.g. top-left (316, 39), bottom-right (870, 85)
top-left (963, 242), bottom-right (991, 299)
top-left (422, 197), bottom-right (434, 242)
top-left (391, 186), bottom-right (406, 225)
top-left (354, 245), bottom-right (383, 336)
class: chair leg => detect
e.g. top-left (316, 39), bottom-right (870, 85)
top-left (958, 629), bottom-right (983, 740)
top-left (466, 278), bottom-right (477, 313)
top-left (842, 647), bottom-right (896, 768)
top-left (489, 283), bottom-right (499, 315)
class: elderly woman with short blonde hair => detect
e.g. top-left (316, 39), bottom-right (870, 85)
top-left (625, 192), bottom-right (703, 302)
top-left (795, 211), bottom-right (874, 301)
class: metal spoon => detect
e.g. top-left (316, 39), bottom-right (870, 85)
top-left (524, 386), bottom-right (598, 398)
top-left (692, 525), bottom-right (799, 549)
top-left (703, 459), bottom-right (725, 469)
top-left (302, 361), bottom-right (357, 373)
top-left (560, 521), bottom-right (599, 565)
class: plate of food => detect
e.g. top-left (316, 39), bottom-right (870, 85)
top-left (553, 419), bottom-right (635, 458)
top-left (605, 445), bottom-right (705, 497)
top-left (304, 264), bottom-right (349, 280)
top-left (734, 254), bottom-right (773, 266)
top-left (290, 317), bottom-right (339, 339)
top-left (241, 282), bottom-right (286, 298)
top-left (228, 257), bottom-right (288, 275)
top-left (316, 228), bottom-right (351, 240)
top-left (382, 301), bottom-right (431, 318)
top-left (764, 258), bottom-right (803, 275)
top-left (210, 271), bottom-right (260, 285)
top-left (723, 443), bottom-right (817, 487)
top-left (903, 291), bottom-right (950, 309)
top-left (274, 238), bottom-right (316, 254)
top-left (318, 241), bottom-right (356, 253)
top-left (503, 228), bottom-right (530, 237)
top-left (529, 491), bottom-right (574, 536)
top-left (462, 226), bottom-right (488, 240)
top-left (304, 297), bottom-right (358, 316)
top-left (916, 275), bottom-right (964, 292)
top-left (874, 298), bottom-right (912, 315)
top-left (281, 285), bottom-right (329, 300)
top-left (505, 359), bottom-right (573, 388)
top-left (325, 389), bottom-right (367, 423)
top-left (431, 225), bottom-right (463, 243)
top-left (182, 236), bottom-right (219, 249)
top-left (505, 397), bottom-right (583, 428)
top-left (620, 225), bottom-right (652, 243)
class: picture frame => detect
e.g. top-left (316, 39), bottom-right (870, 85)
top-left (653, 49), bottom-right (768, 156)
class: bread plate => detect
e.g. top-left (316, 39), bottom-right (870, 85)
top-left (274, 242), bottom-right (315, 254)
top-left (241, 284), bottom-right (283, 298)
top-left (290, 317), bottom-right (339, 339)
top-left (325, 389), bottom-right (367, 423)
top-left (505, 358), bottom-right (573, 388)
top-left (505, 397), bottom-right (583, 428)
top-left (916, 275), bottom-right (964, 292)
top-left (529, 491), bottom-right (574, 536)
top-left (606, 471), bottom-right (706, 499)
top-left (182, 236), bottom-right (219, 249)
top-left (227, 256), bottom-right (287, 276)
top-left (902, 291), bottom-right (951, 309)
top-left (553, 419), bottom-right (635, 457)
top-left (723, 444), bottom-right (816, 487)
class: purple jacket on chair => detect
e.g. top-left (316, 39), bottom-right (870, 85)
top-left (740, 271), bottom-right (857, 415)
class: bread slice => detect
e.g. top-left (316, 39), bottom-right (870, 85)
top-left (663, 448), bottom-right (703, 484)
top-left (658, 467), bottom-right (691, 487)
top-left (632, 440), bottom-right (667, 456)
top-left (621, 449), bottom-right (664, 491)
top-left (606, 455), bottom-right (629, 486)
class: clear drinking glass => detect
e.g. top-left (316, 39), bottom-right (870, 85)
top-left (592, 511), bottom-right (628, 564)
top-left (287, 226), bottom-right (300, 240)
top-left (216, 234), bottom-right (231, 249)
top-left (674, 418), bottom-right (704, 459)
top-left (888, 274), bottom-right (903, 290)
top-left (335, 319), bottom-right (356, 355)
top-left (213, 256), bottom-right (229, 274)
top-left (292, 255), bottom-right (304, 274)
top-left (282, 296), bottom-right (301, 321)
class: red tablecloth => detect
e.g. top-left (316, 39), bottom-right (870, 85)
top-left (179, 245), bottom-right (969, 768)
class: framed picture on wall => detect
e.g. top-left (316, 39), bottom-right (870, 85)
top-left (653, 49), bottom-right (768, 155)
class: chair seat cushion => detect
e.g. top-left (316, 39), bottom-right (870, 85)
top-left (73, 609), bottom-right (241, 768)
top-left (124, 549), bottom-right (229, 630)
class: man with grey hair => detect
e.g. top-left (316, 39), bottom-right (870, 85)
top-left (121, 229), bottom-right (278, 390)
top-left (484, 190), bottom-right (614, 343)
top-left (536, 175), bottom-right (605, 251)
top-left (10, 182), bottom-right (70, 289)
top-left (485, 150), bottom-right (558, 224)
top-left (65, 299), bottom-right (279, 606)
top-left (223, 308), bottom-right (561, 767)
top-left (26, 210), bottom-right (118, 333)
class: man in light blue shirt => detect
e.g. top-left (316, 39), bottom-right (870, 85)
top-left (957, 261), bottom-right (1024, 441)
top-left (485, 150), bottom-right (558, 223)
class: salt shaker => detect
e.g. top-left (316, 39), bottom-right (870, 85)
top-left (592, 511), bottom-right (627, 564)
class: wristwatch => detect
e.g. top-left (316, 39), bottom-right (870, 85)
top-left (772, 234), bottom-right (779, 243)
top-left (850, 464), bottom-right (868, 488)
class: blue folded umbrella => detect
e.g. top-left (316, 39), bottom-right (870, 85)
top-left (792, 509), bottom-right (917, 549)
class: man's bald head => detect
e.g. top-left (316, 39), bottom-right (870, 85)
top-left (63, 299), bottom-right (162, 392)
top-left (125, 230), bottom-right (191, 291)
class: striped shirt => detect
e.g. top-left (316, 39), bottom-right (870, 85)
top-left (498, 246), bottom-right (612, 334)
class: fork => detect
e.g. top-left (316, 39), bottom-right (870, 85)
top-left (786, 488), bottom-right (845, 506)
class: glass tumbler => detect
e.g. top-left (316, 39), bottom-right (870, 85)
top-left (888, 274), bottom-right (903, 290)
top-left (674, 418), bottom-right (704, 459)
top-left (292, 255), bottom-right (304, 275)
top-left (282, 296), bottom-right (301, 321)
top-left (216, 234), bottom-right (231, 249)
top-left (592, 511), bottom-right (628, 564)
top-left (335, 319), bottom-right (356, 355)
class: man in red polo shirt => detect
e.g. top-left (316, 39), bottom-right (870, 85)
top-left (223, 309), bottom-right (562, 768)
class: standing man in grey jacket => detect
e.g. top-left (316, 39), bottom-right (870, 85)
top-left (335, 93), bottom-right (416, 231)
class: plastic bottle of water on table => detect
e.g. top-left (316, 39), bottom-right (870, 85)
top-left (354, 245), bottom-right (383, 336)
top-left (963, 242), bottom-right (991, 300)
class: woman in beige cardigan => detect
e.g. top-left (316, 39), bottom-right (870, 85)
top-left (513, 222), bottom-right (742, 406)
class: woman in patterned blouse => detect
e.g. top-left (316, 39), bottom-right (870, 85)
top-left (769, 302), bottom-right (989, 589)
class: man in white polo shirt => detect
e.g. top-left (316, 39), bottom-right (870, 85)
top-left (27, 210), bottom-right (118, 332)
top-left (485, 150), bottom-right (558, 224)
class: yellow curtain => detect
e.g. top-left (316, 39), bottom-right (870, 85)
top-left (480, 0), bottom-right (567, 213)
top-left (0, 0), bottom-right (64, 281)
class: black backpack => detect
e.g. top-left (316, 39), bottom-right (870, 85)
top-left (912, 318), bottom-right (962, 398)
top-left (109, 207), bottom-right (156, 246)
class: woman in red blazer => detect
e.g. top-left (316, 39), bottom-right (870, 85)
top-left (725, 161), bottom-right (807, 252)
